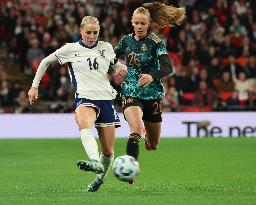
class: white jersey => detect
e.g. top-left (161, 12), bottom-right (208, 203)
top-left (54, 40), bottom-right (117, 100)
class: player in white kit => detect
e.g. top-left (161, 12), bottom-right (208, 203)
top-left (28, 16), bottom-right (127, 192)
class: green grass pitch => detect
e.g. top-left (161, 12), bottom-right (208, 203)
top-left (0, 138), bottom-right (256, 205)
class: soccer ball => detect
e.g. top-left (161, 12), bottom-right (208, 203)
top-left (112, 155), bottom-right (140, 182)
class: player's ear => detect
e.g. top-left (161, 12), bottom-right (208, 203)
top-left (131, 20), bottom-right (135, 27)
top-left (131, 16), bottom-right (134, 24)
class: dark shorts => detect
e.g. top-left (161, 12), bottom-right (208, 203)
top-left (121, 96), bottom-right (162, 123)
top-left (74, 98), bottom-right (121, 128)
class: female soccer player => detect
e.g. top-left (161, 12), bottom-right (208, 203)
top-left (28, 16), bottom-right (127, 192)
top-left (114, 2), bottom-right (185, 171)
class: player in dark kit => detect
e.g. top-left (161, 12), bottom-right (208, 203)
top-left (114, 2), bottom-right (185, 182)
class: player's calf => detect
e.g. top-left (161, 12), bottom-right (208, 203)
top-left (126, 133), bottom-right (141, 160)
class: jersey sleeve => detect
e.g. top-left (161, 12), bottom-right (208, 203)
top-left (114, 36), bottom-right (126, 58)
top-left (54, 44), bottom-right (71, 65)
top-left (155, 41), bottom-right (168, 58)
top-left (105, 42), bottom-right (116, 64)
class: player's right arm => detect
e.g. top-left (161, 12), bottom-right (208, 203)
top-left (28, 44), bottom-right (70, 105)
top-left (28, 53), bottom-right (60, 105)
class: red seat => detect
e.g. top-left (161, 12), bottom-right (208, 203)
top-left (180, 106), bottom-right (212, 112)
top-left (182, 92), bottom-right (195, 101)
top-left (31, 59), bottom-right (50, 86)
top-left (239, 100), bottom-right (248, 106)
top-left (4, 107), bottom-right (13, 113)
top-left (32, 60), bottom-right (41, 73)
top-left (219, 92), bottom-right (233, 101)
top-left (180, 106), bottom-right (199, 112)
top-left (168, 52), bottom-right (181, 66)
top-left (201, 106), bottom-right (212, 112)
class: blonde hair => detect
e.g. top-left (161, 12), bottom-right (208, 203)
top-left (80, 16), bottom-right (100, 29)
top-left (133, 7), bottom-right (151, 19)
top-left (133, 2), bottom-right (186, 28)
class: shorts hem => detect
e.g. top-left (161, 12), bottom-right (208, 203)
top-left (95, 122), bottom-right (121, 128)
top-left (75, 103), bottom-right (100, 118)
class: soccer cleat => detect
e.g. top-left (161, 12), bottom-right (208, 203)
top-left (143, 128), bottom-right (153, 151)
top-left (128, 179), bottom-right (135, 184)
top-left (87, 177), bottom-right (104, 192)
top-left (144, 139), bottom-right (153, 151)
top-left (77, 159), bottom-right (104, 174)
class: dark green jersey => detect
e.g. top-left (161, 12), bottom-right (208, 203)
top-left (114, 33), bottom-right (168, 100)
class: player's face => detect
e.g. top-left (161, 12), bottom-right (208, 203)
top-left (132, 14), bottom-right (150, 39)
top-left (80, 24), bottom-right (100, 47)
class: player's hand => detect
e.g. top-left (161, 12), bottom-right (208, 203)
top-left (138, 74), bottom-right (153, 87)
top-left (28, 87), bottom-right (39, 105)
top-left (115, 65), bottom-right (127, 77)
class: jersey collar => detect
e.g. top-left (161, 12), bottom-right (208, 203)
top-left (79, 39), bottom-right (98, 49)
top-left (132, 33), bottom-right (149, 42)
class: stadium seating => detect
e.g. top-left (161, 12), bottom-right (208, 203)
top-left (219, 92), bottom-right (233, 101)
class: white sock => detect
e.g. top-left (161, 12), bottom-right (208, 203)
top-left (97, 153), bottom-right (114, 181)
top-left (80, 128), bottom-right (100, 161)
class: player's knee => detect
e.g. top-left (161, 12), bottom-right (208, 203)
top-left (77, 119), bottom-right (92, 129)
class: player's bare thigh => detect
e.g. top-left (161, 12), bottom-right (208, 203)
top-left (124, 106), bottom-right (144, 136)
top-left (75, 106), bottom-right (97, 130)
top-left (144, 121), bottom-right (161, 150)
top-left (97, 126), bottom-right (115, 157)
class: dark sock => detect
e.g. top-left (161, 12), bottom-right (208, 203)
top-left (126, 133), bottom-right (141, 160)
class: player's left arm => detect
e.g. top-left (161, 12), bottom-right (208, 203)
top-left (139, 54), bottom-right (174, 87)
top-left (139, 41), bottom-right (174, 87)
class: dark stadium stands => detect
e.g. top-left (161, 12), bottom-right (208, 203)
top-left (0, 0), bottom-right (255, 113)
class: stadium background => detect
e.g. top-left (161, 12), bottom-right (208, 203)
top-left (0, 0), bottom-right (256, 113)
top-left (0, 1), bottom-right (256, 204)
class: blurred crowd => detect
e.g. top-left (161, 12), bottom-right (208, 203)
top-left (0, 0), bottom-right (256, 113)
